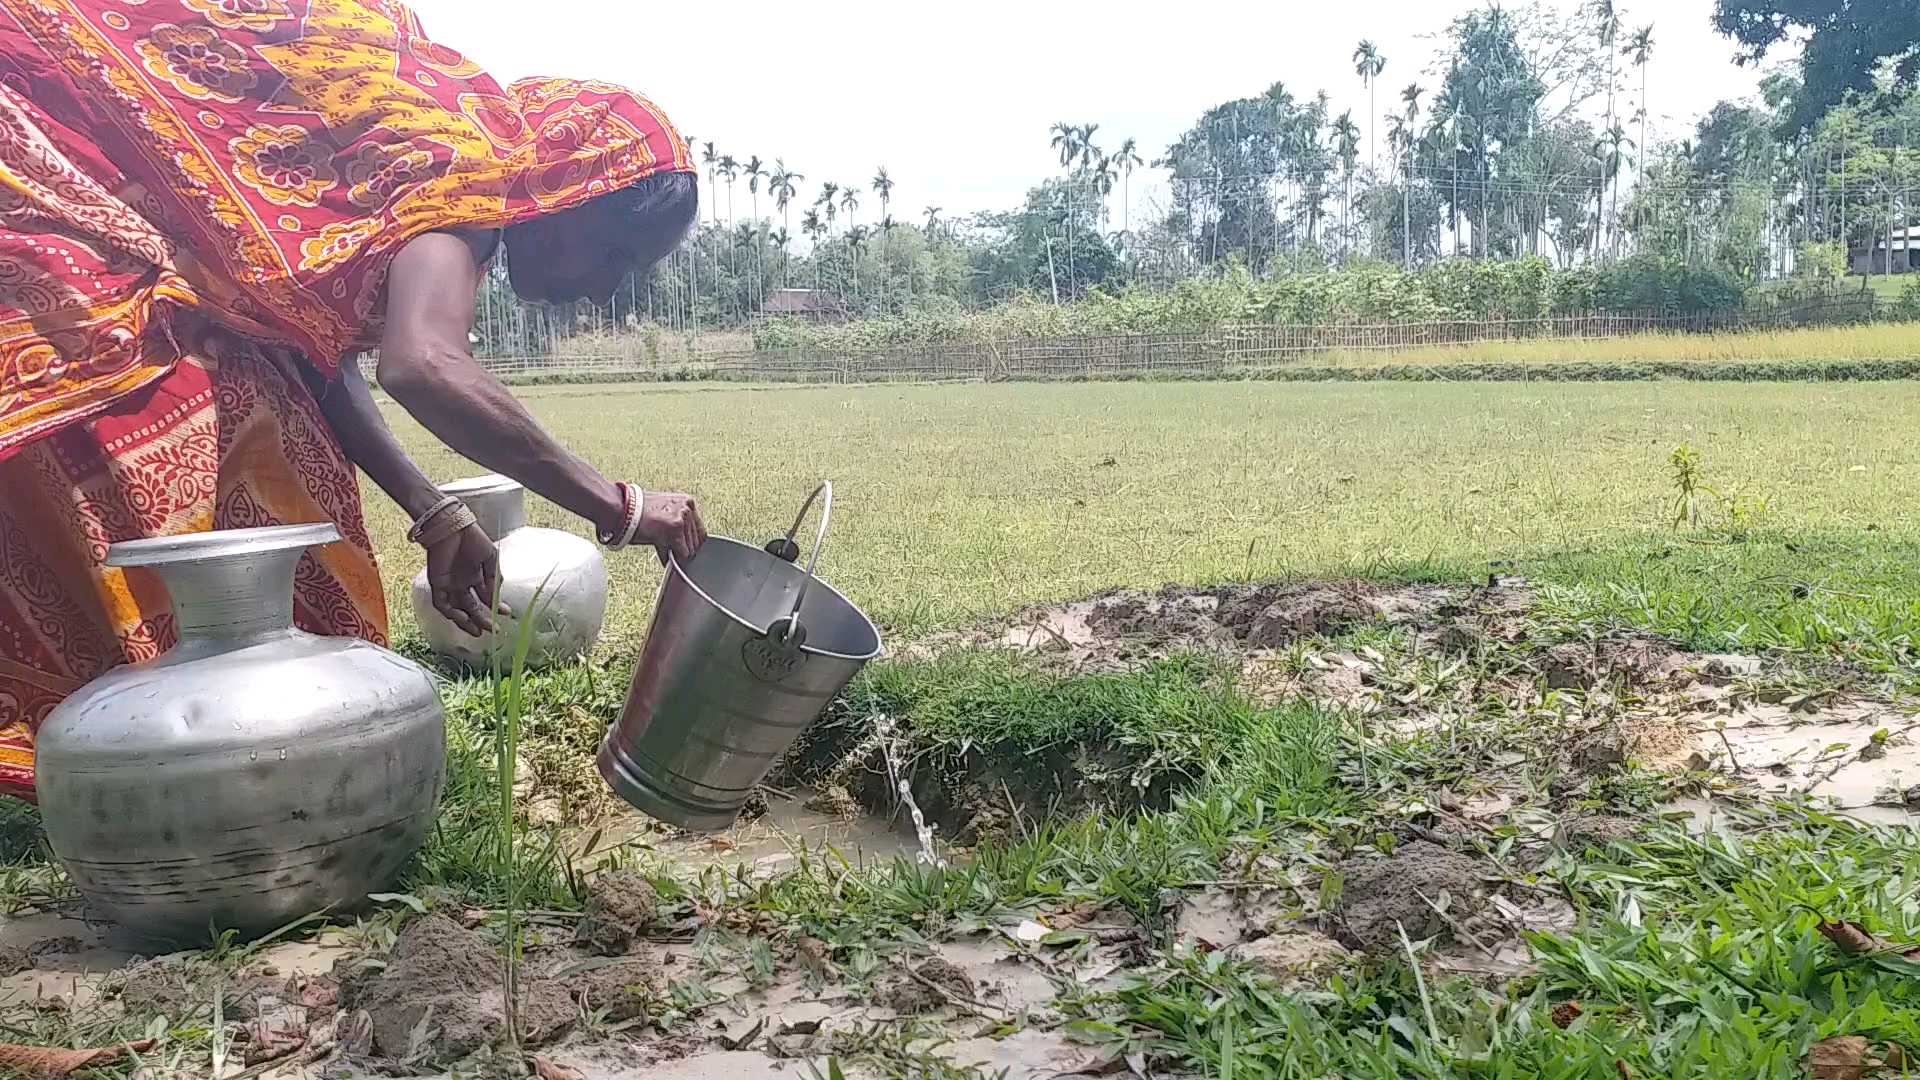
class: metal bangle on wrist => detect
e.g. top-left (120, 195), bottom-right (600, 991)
top-left (407, 495), bottom-right (477, 548)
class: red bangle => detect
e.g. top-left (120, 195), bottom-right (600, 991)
top-left (596, 483), bottom-right (634, 547)
top-left (598, 482), bottom-right (644, 549)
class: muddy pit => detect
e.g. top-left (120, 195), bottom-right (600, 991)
top-left (876, 577), bottom-right (1920, 833)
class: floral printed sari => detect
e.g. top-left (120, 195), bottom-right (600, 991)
top-left (0, 0), bottom-right (693, 798)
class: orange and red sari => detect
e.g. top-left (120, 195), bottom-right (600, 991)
top-left (0, 0), bottom-right (693, 798)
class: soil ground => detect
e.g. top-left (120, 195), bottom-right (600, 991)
top-left (2, 569), bottom-right (1913, 1078)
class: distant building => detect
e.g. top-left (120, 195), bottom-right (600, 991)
top-left (758, 288), bottom-right (847, 322)
top-left (1850, 226), bottom-right (1920, 275)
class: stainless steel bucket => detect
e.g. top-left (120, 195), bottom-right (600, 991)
top-left (598, 483), bottom-right (882, 830)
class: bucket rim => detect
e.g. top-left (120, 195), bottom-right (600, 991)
top-left (668, 536), bottom-right (884, 661)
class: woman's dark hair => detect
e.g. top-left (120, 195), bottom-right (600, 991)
top-left (603, 170), bottom-right (698, 266)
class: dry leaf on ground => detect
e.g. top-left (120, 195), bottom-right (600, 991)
top-left (1818, 921), bottom-right (1881, 956)
top-left (0, 1038), bottom-right (156, 1078)
top-left (1806, 1035), bottom-right (1869, 1080)
top-left (533, 1055), bottom-right (587, 1080)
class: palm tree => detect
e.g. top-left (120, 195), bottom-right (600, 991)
top-left (1626, 25), bottom-right (1655, 189)
top-left (715, 155), bottom-right (739, 314)
top-left (717, 155), bottom-right (739, 231)
top-left (871, 166), bottom-right (894, 264)
top-left (847, 224), bottom-right (869, 301)
top-left (800, 208), bottom-right (825, 290)
top-left (871, 167), bottom-right (894, 223)
top-left (745, 157), bottom-right (766, 226)
top-left (1050, 121), bottom-right (1080, 168)
top-left (1592, 0), bottom-right (1620, 252)
top-left (817, 181), bottom-right (839, 234)
top-left (1078, 124), bottom-right (1108, 236)
top-left (923, 205), bottom-right (943, 242)
top-left (1049, 122), bottom-right (1096, 301)
top-left (1401, 83), bottom-right (1424, 268)
top-left (770, 160), bottom-right (803, 282)
top-left (1091, 155), bottom-right (1116, 226)
top-left (1333, 111), bottom-right (1361, 259)
top-left (744, 156), bottom-right (766, 306)
top-left (839, 184), bottom-right (860, 234)
top-left (1077, 123), bottom-right (1102, 167)
top-left (1112, 137), bottom-right (1143, 234)
top-left (1353, 41), bottom-right (1386, 175)
top-left (1603, 122), bottom-right (1635, 258)
top-left (700, 142), bottom-right (720, 225)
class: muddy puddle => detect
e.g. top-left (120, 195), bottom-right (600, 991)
top-left (578, 786), bottom-right (923, 873)
top-left (1647, 690), bottom-right (1920, 826)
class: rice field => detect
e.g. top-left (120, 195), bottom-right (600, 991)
top-left (1313, 319), bottom-right (1920, 366)
top-left (369, 378), bottom-right (1920, 658)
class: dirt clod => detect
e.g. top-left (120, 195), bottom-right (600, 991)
top-left (877, 956), bottom-right (976, 1014)
top-left (1558, 814), bottom-right (1642, 851)
top-left (1568, 730), bottom-right (1630, 775)
top-left (336, 914), bottom-right (571, 1065)
top-left (804, 785), bottom-right (862, 820)
top-left (1541, 639), bottom-right (1689, 692)
top-left (560, 956), bottom-right (657, 1022)
top-left (575, 870), bottom-right (660, 956)
top-left (1330, 840), bottom-right (1486, 953)
top-left (1229, 928), bottom-right (1350, 987)
top-left (115, 956), bottom-right (306, 1024)
top-left (1237, 585), bottom-right (1374, 648)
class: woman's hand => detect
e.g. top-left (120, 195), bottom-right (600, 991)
top-left (636, 490), bottom-right (707, 566)
top-left (425, 522), bottom-right (504, 636)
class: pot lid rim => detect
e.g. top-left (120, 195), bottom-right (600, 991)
top-left (106, 522), bottom-right (343, 568)
top-left (440, 474), bottom-right (520, 499)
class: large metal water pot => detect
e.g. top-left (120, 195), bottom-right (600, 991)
top-left (598, 483), bottom-right (881, 830)
top-left (411, 474), bottom-right (608, 668)
top-left (35, 524), bottom-right (446, 944)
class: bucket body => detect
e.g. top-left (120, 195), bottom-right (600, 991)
top-left (598, 535), bottom-right (881, 830)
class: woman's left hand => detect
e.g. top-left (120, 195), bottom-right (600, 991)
top-left (425, 522), bottom-right (504, 637)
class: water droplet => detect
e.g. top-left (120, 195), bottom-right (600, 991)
top-left (248, 750), bottom-right (258, 761)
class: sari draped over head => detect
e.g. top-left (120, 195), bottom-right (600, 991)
top-left (0, 0), bottom-right (693, 799)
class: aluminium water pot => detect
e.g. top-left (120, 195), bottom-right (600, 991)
top-left (35, 524), bottom-right (446, 944)
top-left (410, 474), bottom-right (608, 669)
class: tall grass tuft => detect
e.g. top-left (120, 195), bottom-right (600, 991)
top-left (487, 583), bottom-right (550, 1052)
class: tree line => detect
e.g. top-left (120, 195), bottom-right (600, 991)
top-left (471, 0), bottom-right (1920, 353)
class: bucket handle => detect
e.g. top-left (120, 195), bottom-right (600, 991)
top-left (762, 481), bottom-right (832, 650)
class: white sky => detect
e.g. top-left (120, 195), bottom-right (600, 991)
top-left (407, 0), bottom-right (1791, 229)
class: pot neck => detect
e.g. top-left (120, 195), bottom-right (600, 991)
top-left (106, 524), bottom-right (339, 648)
top-left (465, 486), bottom-right (526, 540)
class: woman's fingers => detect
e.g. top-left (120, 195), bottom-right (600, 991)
top-left (456, 586), bottom-right (494, 634)
top-left (435, 587), bottom-right (480, 636)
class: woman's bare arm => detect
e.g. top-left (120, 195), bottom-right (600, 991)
top-left (315, 358), bottom-right (501, 635)
top-left (377, 231), bottom-right (625, 534)
top-left (316, 359), bottom-right (445, 522)
top-left (376, 231), bottom-right (704, 562)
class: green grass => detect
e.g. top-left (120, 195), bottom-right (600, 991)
top-left (372, 380), bottom-right (1920, 663)
top-left (1053, 808), bottom-right (1920, 1079)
